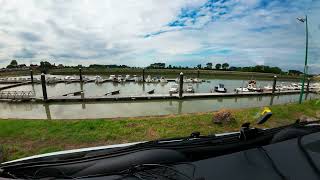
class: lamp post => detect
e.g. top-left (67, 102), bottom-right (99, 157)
top-left (297, 15), bottom-right (308, 104)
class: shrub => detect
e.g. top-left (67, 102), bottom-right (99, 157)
top-left (212, 109), bottom-right (235, 124)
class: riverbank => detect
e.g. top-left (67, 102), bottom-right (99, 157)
top-left (0, 68), bottom-right (303, 80)
top-left (0, 99), bottom-right (319, 161)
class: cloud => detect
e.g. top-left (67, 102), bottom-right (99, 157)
top-left (0, 0), bottom-right (319, 73)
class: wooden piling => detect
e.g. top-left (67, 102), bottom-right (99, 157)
top-left (272, 75), bottom-right (277, 94)
top-left (179, 72), bottom-right (184, 99)
top-left (142, 68), bottom-right (145, 82)
top-left (41, 73), bottom-right (48, 101)
top-left (30, 70), bottom-right (34, 84)
top-left (79, 68), bottom-right (83, 82)
top-left (306, 78), bottom-right (310, 93)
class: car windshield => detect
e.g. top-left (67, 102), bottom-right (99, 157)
top-left (0, 0), bottom-right (319, 163)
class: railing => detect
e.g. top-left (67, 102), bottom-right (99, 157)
top-left (0, 91), bottom-right (35, 99)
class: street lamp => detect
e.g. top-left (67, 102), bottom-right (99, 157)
top-left (297, 15), bottom-right (308, 104)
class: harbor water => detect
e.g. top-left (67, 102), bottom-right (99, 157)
top-left (0, 93), bottom-right (317, 119)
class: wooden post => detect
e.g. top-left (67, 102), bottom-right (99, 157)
top-left (197, 69), bottom-right (200, 78)
top-left (179, 72), bottom-right (184, 99)
top-left (79, 68), bottom-right (83, 82)
top-left (41, 73), bottom-right (48, 101)
top-left (30, 70), bottom-right (34, 84)
top-left (272, 75), bottom-right (277, 94)
top-left (306, 78), bottom-right (310, 93)
top-left (142, 68), bottom-right (145, 82)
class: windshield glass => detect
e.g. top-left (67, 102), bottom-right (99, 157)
top-left (0, 0), bottom-right (319, 162)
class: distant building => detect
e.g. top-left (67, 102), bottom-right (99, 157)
top-left (148, 63), bottom-right (165, 69)
top-left (30, 64), bottom-right (39, 69)
top-left (57, 64), bottom-right (64, 69)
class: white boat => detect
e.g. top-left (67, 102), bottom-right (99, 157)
top-left (186, 84), bottom-right (194, 93)
top-left (145, 75), bottom-right (153, 83)
top-left (133, 75), bottom-right (143, 82)
top-left (109, 75), bottom-right (117, 81)
top-left (235, 87), bottom-right (249, 92)
top-left (117, 75), bottom-right (125, 83)
top-left (247, 83), bottom-right (263, 92)
top-left (213, 84), bottom-right (227, 93)
top-left (125, 74), bottom-right (131, 80)
top-left (193, 78), bottom-right (202, 83)
top-left (184, 78), bottom-right (193, 83)
top-left (160, 77), bottom-right (167, 83)
top-left (276, 85), bottom-right (284, 91)
top-left (95, 75), bottom-right (104, 84)
top-left (263, 85), bottom-right (273, 91)
top-left (153, 77), bottom-right (161, 83)
top-left (46, 76), bottom-right (60, 84)
top-left (291, 83), bottom-right (301, 90)
top-left (169, 84), bottom-right (179, 93)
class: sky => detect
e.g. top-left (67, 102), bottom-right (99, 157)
top-left (0, 0), bottom-right (319, 73)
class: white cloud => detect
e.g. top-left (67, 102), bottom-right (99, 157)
top-left (0, 0), bottom-right (319, 73)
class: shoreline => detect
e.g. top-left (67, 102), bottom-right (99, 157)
top-left (0, 99), bottom-right (319, 161)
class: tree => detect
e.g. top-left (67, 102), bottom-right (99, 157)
top-left (197, 64), bottom-right (202, 69)
top-left (222, 63), bottom-right (229, 70)
top-left (215, 63), bottom-right (221, 70)
top-left (288, 70), bottom-right (302, 75)
top-left (6, 60), bottom-right (18, 68)
top-left (168, 65), bottom-right (172, 69)
top-left (206, 62), bottom-right (213, 69)
top-left (10, 60), bottom-right (18, 66)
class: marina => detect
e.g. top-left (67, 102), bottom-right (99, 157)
top-left (0, 74), bottom-right (318, 119)
top-left (0, 74), bottom-right (318, 102)
top-left (0, 93), bottom-right (317, 119)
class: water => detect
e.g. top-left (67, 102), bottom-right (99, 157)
top-left (0, 93), bottom-right (317, 119)
top-left (0, 76), bottom-right (315, 119)
top-left (5, 78), bottom-right (296, 98)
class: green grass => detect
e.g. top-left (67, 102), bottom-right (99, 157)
top-left (0, 99), bottom-right (319, 161)
top-left (1, 68), bottom-right (303, 80)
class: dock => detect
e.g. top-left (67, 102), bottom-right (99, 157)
top-left (0, 82), bottom-right (31, 90)
top-left (31, 90), bottom-right (316, 103)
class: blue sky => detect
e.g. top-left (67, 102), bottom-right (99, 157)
top-left (0, 0), bottom-right (319, 73)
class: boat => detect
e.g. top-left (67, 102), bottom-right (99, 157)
top-left (291, 83), bottom-right (301, 90)
top-left (109, 75), bottom-right (117, 81)
top-left (184, 78), bottom-right (193, 83)
top-left (193, 78), bottom-right (202, 83)
top-left (145, 75), bottom-right (153, 83)
top-left (133, 75), bottom-right (143, 82)
top-left (64, 76), bottom-right (77, 83)
top-left (169, 84), bottom-right (179, 93)
top-left (214, 84), bottom-right (227, 93)
top-left (147, 89), bottom-right (155, 94)
top-left (263, 85), bottom-right (273, 91)
top-left (247, 80), bottom-right (263, 92)
top-left (95, 75), bottom-right (104, 84)
top-left (105, 90), bottom-right (120, 95)
top-left (159, 77), bottom-right (167, 83)
top-left (117, 75), bottom-right (125, 83)
top-left (186, 84), bottom-right (195, 93)
top-left (235, 87), bottom-right (250, 92)
top-left (152, 76), bottom-right (160, 83)
top-left (46, 76), bottom-right (60, 84)
top-left (82, 76), bottom-right (90, 83)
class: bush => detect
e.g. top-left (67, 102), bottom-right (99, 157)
top-left (212, 109), bottom-right (235, 124)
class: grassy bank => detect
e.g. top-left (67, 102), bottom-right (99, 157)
top-left (0, 68), bottom-right (303, 80)
top-left (0, 99), bottom-right (319, 161)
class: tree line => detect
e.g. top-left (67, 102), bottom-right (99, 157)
top-left (5, 60), bottom-right (304, 76)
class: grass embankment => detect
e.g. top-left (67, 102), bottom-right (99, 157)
top-left (0, 68), bottom-right (302, 80)
top-left (0, 99), bottom-right (319, 161)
